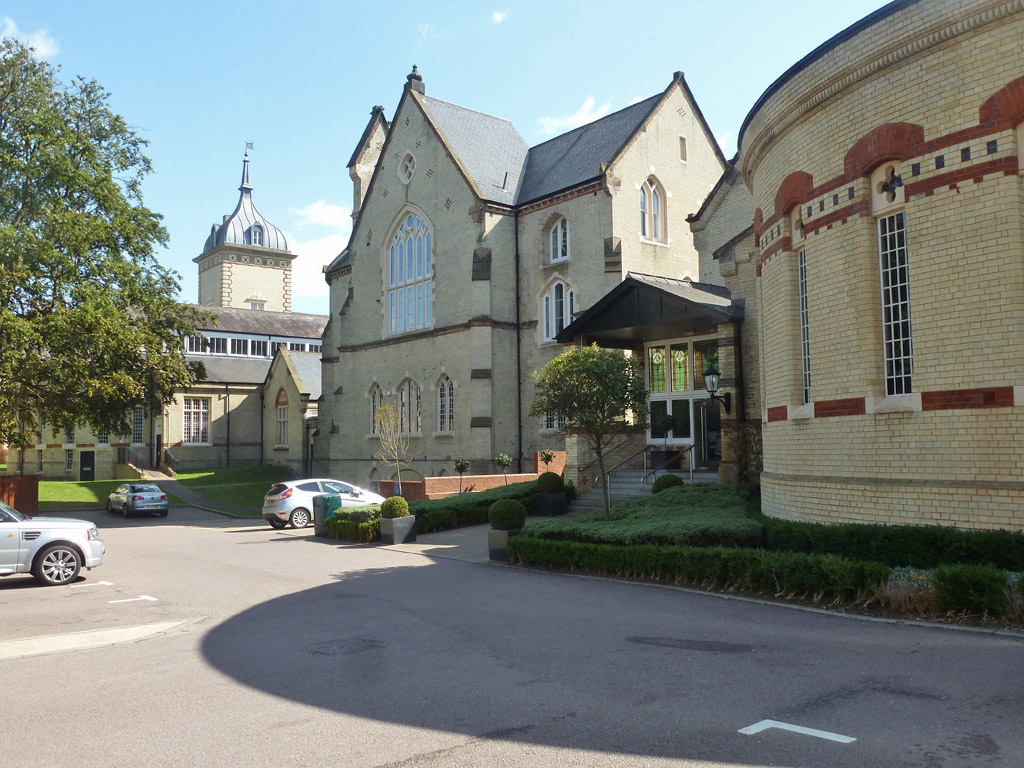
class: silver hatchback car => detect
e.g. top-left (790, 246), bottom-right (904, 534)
top-left (262, 478), bottom-right (385, 529)
top-left (0, 500), bottom-right (105, 586)
top-left (107, 483), bottom-right (169, 518)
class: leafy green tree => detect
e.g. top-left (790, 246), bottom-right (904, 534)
top-left (0, 39), bottom-right (205, 447)
top-left (530, 344), bottom-right (649, 519)
top-left (494, 452), bottom-right (512, 485)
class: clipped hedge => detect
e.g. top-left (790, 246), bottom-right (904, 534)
top-left (381, 496), bottom-right (410, 519)
top-left (325, 516), bottom-right (380, 543)
top-left (761, 517), bottom-right (1024, 571)
top-left (536, 471), bottom-right (564, 494)
top-left (652, 473), bottom-right (684, 494)
top-left (509, 537), bottom-right (889, 603)
top-left (409, 480), bottom-right (537, 532)
top-left (489, 499), bottom-right (527, 530)
top-left (934, 563), bottom-right (1009, 615)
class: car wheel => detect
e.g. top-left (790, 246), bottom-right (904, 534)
top-left (106, 500), bottom-right (113, 513)
top-left (268, 517), bottom-right (288, 529)
top-left (289, 508), bottom-right (311, 528)
top-left (32, 544), bottom-right (82, 586)
top-left (159, 510), bottom-right (168, 517)
top-left (122, 504), bottom-right (129, 519)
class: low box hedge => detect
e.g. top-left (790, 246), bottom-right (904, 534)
top-left (409, 480), bottom-right (537, 533)
top-left (325, 516), bottom-right (380, 543)
top-left (508, 537), bottom-right (890, 603)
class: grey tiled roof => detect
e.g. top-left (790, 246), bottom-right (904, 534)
top-left (289, 352), bottom-right (323, 401)
top-left (517, 95), bottom-right (662, 205)
top-left (192, 305), bottom-right (327, 339)
top-left (189, 355), bottom-right (270, 385)
top-left (422, 96), bottom-right (528, 207)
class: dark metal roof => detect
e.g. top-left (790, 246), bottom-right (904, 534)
top-left (202, 152), bottom-right (289, 254)
top-left (189, 355), bottom-right (270, 385)
top-left (556, 272), bottom-right (736, 347)
top-left (517, 95), bottom-right (661, 205)
top-left (738, 0), bottom-right (919, 151)
top-left (192, 305), bottom-right (327, 338)
top-left (421, 95), bottom-right (528, 206)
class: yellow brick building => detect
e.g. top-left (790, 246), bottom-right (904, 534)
top-left (739, 0), bottom-right (1024, 528)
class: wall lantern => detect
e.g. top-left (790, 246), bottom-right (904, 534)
top-left (703, 366), bottom-right (731, 414)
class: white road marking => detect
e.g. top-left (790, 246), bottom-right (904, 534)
top-left (70, 580), bottom-right (114, 589)
top-left (0, 617), bottom-right (204, 660)
top-left (738, 719), bottom-right (856, 743)
top-left (108, 595), bottom-right (158, 604)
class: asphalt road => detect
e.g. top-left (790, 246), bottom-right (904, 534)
top-left (1, 506), bottom-right (1022, 767)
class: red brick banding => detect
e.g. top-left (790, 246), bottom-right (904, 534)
top-left (774, 171), bottom-right (815, 217)
top-left (921, 386), bottom-right (1014, 411)
top-left (814, 397), bottom-right (867, 418)
top-left (844, 122), bottom-right (925, 177)
top-left (766, 405), bottom-right (788, 422)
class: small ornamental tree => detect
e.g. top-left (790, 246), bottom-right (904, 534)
top-left (530, 344), bottom-right (649, 520)
top-left (374, 403), bottom-right (409, 495)
top-left (454, 458), bottom-right (470, 493)
top-left (495, 453), bottom-right (512, 485)
top-left (539, 449), bottom-right (554, 471)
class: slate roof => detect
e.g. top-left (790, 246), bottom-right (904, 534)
top-left (421, 96), bottom-right (528, 207)
top-left (516, 95), bottom-right (662, 205)
top-left (288, 352), bottom-right (323, 400)
top-left (193, 305), bottom-right (327, 339)
top-left (189, 355), bottom-right (270, 385)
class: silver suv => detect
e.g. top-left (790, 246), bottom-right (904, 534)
top-left (0, 500), bottom-right (105, 586)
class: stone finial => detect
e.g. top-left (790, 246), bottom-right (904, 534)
top-left (406, 65), bottom-right (425, 94)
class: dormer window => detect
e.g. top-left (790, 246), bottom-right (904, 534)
top-left (549, 218), bottom-right (569, 263)
top-left (249, 224), bottom-right (264, 246)
top-left (398, 152), bottom-right (416, 184)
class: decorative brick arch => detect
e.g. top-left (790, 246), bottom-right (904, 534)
top-left (979, 75), bottom-right (1024, 128)
top-left (844, 123), bottom-right (924, 177)
top-left (774, 171), bottom-right (815, 217)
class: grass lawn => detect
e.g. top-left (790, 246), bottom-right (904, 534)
top-left (175, 465), bottom-right (293, 487)
top-left (38, 479), bottom-right (187, 511)
top-left (521, 484), bottom-right (763, 548)
top-left (193, 481), bottom-right (269, 514)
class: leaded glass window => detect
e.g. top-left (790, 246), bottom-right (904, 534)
top-left (648, 347), bottom-right (666, 393)
top-left (388, 213), bottom-right (432, 335)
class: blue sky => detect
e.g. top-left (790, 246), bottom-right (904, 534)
top-left (5, 0), bottom-right (889, 315)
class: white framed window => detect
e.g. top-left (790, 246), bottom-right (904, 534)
top-left (640, 177), bottom-right (664, 243)
top-left (437, 375), bottom-right (454, 432)
top-left (289, 342), bottom-right (307, 351)
top-left (65, 449), bottom-right (73, 471)
top-left (645, 337), bottom-right (719, 446)
top-left (64, 428), bottom-right (74, 446)
top-left (230, 338), bottom-right (248, 356)
top-left (879, 211), bottom-right (912, 396)
top-left (549, 218), bottom-right (570, 263)
top-left (399, 379), bottom-right (421, 434)
top-left (369, 384), bottom-right (383, 435)
top-left (398, 152), bottom-right (416, 184)
top-left (542, 280), bottom-right (575, 342)
top-left (132, 406), bottom-right (144, 444)
top-left (798, 249), bottom-right (811, 405)
top-left (182, 398), bottom-right (210, 444)
top-left (208, 337), bottom-right (227, 355)
top-left (388, 212), bottom-right (432, 335)
top-left (277, 406), bottom-right (288, 446)
top-left (186, 336), bottom-right (206, 353)
top-left (309, 344), bottom-right (321, 353)
top-left (250, 302), bottom-right (265, 311)
top-left (544, 410), bottom-right (566, 430)
top-left (250, 224), bottom-right (263, 246)
top-left (97, 429), bottom-right (108, 446)
top-left (250, 340), bottom-right (268, 357)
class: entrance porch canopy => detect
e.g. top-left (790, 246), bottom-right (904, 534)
top-left (556, 272), bottom-right (740, 347)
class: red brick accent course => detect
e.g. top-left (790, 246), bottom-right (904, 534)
top-left (385, 451), bottom-right (567, 500)
top-left (844, 122), bottom-right (925, 177)
top-left (922, 387), bottom-right (1014, 411)
top-left (766, 405), bottom-right (788, 423)
top-left (979, 75), bottom-right (1024, 129)
top-left (774, 171), bottom-right (815, 217)
top-left (814, 397), bottom-right (867, 418)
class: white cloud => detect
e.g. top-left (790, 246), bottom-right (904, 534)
top-left (286, 232), bottom-right (349, 315)
top-left (492, 11), bottom-right (507, 24)
top-left (418, 23), bottom-right (447, 41)
top-left (536, 97), bottom-right (611, 136)
top-left (289, 200), bottom-right (351, 231)
top-left (1, 17), bottom-right (59, 58)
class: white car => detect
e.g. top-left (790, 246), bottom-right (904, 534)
top-left (0, 500), bottom-right (105, 586)
top-left (262, 478), bottom-right (385, 529)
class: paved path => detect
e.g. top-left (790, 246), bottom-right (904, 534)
top-left (140, 469), bottom-right (257, 517)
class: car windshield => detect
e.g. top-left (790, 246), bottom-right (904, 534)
top-left (0, 499), bottom-right (27, 521)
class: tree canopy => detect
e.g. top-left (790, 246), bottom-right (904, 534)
top-left (0, 39), bottom-right (204, 446)
top-left (530, 344), bottom-right (649, 518)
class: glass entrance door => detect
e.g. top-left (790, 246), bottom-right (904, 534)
top-left (646, 336), bottom-right (719, 459)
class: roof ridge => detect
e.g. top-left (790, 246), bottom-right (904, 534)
top-left (421, 94), bottom-right (520, 128)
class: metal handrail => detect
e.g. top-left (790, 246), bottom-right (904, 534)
top-left (591, 443), bottom-right (654, 483)
top-left (641, 445), bottom-right (693, 485)
top-left (576, 435), bottom-right (644, 476)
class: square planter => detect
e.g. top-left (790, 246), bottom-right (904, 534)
top-left (488, 527), bottom-right (522, 562)
top-left (380, 515), bottom-right (417, 545)
top-left (533, 492), bottom-right (567, 517)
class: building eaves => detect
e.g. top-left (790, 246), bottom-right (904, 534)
top-left (192, 305), bottom-right (327, 338)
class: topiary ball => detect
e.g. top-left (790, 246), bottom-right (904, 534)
top-left (536, 471), bottom-right (564, 494)
top-left (380, 496), bottom-right (410, 519)
top-left (489, 499), bottom-right (527, 530)
top-left (652, 473), bottom-right (684, 494)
